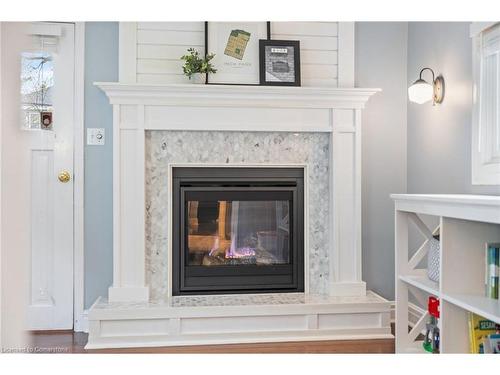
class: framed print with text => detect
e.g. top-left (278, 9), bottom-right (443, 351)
top-left (259, 39), bottom-right (301, 86)
top-left (205, 22), bottom-right (269, 85)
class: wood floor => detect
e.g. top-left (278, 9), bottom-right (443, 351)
top-left (29, 331), bottom-right (395, 353)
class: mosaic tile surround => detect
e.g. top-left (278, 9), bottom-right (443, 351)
top-left (145, 131), bottom-right (331, 301)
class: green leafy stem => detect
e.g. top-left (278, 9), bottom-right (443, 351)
top-left (180, 48), bottom-right (217, 79)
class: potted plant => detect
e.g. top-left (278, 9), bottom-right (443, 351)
top-left (181, 48), bottom-right (217, 84)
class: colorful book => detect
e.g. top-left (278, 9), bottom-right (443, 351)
top-left (482, 334), bottom-right (500, 354)
top-left (468, 313), bottom-right (500, 353)
top-left (486, 243), bottom-right (500, 299)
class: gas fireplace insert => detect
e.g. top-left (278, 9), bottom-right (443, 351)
top-left (172, 167), bottom-right (304, 295)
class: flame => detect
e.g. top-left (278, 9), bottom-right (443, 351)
top-left (208, 236), bottom-right (256, 258)
top-left (226, 237), bottom-right (255, 258)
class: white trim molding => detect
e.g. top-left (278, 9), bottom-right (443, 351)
top-left (0, 21), bottom-right (3, 349)
top-left (75, 310), bottom-right (89, 333)
top-left (471, 22), bottom-right (500, 185)
top-left (470, 22), bottom-right (499, 38)
top-left (73, 21), bottom-right (86, 333)
top-left (95, 83), bottom-right (378, 110)
top-left (95, 83), bottom-right (380, 303)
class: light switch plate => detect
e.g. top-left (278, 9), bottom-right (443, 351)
top-left (87, 128), bottom-right (105, 145)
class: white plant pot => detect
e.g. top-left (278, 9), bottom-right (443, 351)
top-left (190, 73), bottom-right (207, 84)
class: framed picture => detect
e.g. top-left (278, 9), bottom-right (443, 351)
top-left (205, 22), bottom-right (269, 85)
top-left (259, 40), bottom-right (301, 86)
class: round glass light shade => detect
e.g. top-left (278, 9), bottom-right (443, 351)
top-left (408, 79), bottom-right (434, 104)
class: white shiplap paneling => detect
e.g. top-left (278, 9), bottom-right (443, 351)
top-left (138, 44), bottom-right (204, 60)
top-left (271, 22), bottom-right (338, 36)
top-left (271, 34), bottom-right (338, 50)
top-left (135, 22), bottom-right (339, 86)
top-left (137, 22), bottom-right (204, 32)
top-left (137, 29), bottom-right (204, 46)
top-left (271, 22), bottom-right (338, 86)
top-left (137, 74), bottom-right (191, 84)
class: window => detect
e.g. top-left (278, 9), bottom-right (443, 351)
top-left (20, 51), bottom-right (54, 130)
top-left (471, 22), bottom-right (500, 185)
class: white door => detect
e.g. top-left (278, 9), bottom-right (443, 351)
top-left (23, 23), bottom-right (75, 330)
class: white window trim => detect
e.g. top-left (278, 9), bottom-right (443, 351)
top-left (471, 22), bottom-right (500, 185)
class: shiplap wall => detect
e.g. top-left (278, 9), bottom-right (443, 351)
top-left (121, 22), bottom-right (352, 87)
top-left (271, 22), bottom-right (338, 87)
top-left (136, 22), bottom-right (204, 84)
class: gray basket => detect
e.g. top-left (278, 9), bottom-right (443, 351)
top-left (427, 238), bottom-right (440, 283)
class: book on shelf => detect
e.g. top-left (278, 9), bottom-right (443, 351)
top-left (485, 243), bottom-right (499, 299)
top-left (468, 313), bottom-right (500, 354)
top-left (484, 334), bottom-right (500, 354)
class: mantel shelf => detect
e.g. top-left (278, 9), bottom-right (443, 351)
top-left (95, 82), bottom-right (381, 109)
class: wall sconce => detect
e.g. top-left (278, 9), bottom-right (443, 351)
top-left (408, 68), bottom-right (445, 105)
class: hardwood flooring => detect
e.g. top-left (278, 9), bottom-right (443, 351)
top-left (29, 331), bottom-right (395, 354)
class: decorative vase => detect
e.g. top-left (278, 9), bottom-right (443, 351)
top-left (427, 237), bottom-right (440, 282)
top-left (190, 73), bottom-right (207, 84)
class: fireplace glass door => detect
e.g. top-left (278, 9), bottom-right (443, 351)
top-left (187, 199), bottom-right (290, 267)
top-left (172, 168), bottom-right (304, 295)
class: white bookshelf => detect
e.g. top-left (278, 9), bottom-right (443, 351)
top-left (392, 194), bottom-right (500, 354)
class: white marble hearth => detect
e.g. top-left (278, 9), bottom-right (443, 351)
top-left (86, 83), bottom-right (390, 349)
top-left (87, 292), bottom-right (391, 349)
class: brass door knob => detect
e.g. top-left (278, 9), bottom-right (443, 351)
top-left (58, 171), bottom-right (71, 183)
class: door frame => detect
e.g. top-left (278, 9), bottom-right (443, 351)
top-left (73, 22), bottom-right (86, 332)
top-left (0, 22), bottom-right (3, 347)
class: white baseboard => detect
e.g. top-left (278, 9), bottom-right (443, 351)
top-left (74, 309), bottom-right (89, 333)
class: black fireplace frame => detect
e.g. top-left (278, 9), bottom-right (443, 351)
top-left (172, 167), bottom-right (304, 296)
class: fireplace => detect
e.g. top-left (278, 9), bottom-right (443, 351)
top-left (172, 167), bottom-right (305, 295)
top-left (96, 83), bottom-right (379, 303)
top-left (88, 83), bottom-right (386, 349)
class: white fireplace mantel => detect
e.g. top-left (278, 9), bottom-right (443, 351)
top-left (96, 82), bottom-right (380, 303)
top-left (96, 82), bottom-right (379, 109)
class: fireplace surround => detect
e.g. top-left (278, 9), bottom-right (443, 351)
top-left (95, 83), bottom-right (380, 300)
top-left (86, 83), bottom-right (391, 349)
top-left (172, 167), bottom-right (305, 295)
top-left (146, 132), bottom-right (329, 299)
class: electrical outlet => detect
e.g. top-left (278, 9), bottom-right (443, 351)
top-left (87, 128), bottom-right (105, 145)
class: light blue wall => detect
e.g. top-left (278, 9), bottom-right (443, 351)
top-left (356, 22), bottom-right (408, 300)
top-left (84, 22), bottom-right (118, 308)
top-left (407, 22), bottom-right (500, 196)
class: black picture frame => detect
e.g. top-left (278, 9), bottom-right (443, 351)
top-left (204, 22), bottom-right (271, 86)
top-left (259, 39), bottom-right (301, 86)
